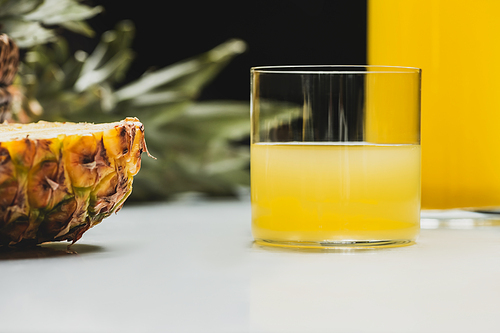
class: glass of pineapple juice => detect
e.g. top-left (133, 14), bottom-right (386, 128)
top-left (250, 65), bottom-right (421, 248)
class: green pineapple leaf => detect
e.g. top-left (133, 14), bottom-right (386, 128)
top-left (114, 39), bottom-right (247, 103)
top-left (0, 0), bottom-right (102, 47)
top-left (22, 0), bottom-right (102, 26)
top-left (59, 20), bottom-right (95, 37)
top-left (0, 18), bottom-right (55, 47)
top-left (0, 0), bottom-right (43, 16)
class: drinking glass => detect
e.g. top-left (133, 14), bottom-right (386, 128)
top-left (250, 65), bottom-right (421, 248)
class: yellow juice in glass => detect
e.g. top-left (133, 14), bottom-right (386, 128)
top-left (251, 142), bottom-right (420, 246)
top-left (368, 0), bottom-right (500, 209)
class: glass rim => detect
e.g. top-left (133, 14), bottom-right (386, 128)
top-left (250, 65), bottom-right (421, 74)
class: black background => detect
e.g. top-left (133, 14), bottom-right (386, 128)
top-left (81, 0), bottom-right (367, 101)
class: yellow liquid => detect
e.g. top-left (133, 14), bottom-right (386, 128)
top-left (251, 143), bottom-right (420, 247)
top-left (368, 0), bottom-right (500, 209)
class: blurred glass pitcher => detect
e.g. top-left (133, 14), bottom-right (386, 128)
top-left (369, 0), bottom-right (500, 221)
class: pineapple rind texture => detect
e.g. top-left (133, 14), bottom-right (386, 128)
top-left (0, 34), bottom-right (19, 122)
top-left (0, 117), bottom-right (147, 247)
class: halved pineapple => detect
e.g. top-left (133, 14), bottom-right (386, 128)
top-left (0, 117), bottom-right (151, 247)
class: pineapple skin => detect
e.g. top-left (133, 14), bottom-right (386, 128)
top-left (0, 118), bottom-right (147, 247)
top-left (0, 34), bottom-right (19, 122)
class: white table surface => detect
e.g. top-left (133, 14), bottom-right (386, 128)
top-left (1, 198), bottom-right (499, 333)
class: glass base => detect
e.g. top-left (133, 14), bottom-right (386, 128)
top-left (254, 239), bottom-right (415, 249)
top-left (421, 209), bottom-right (500, 229)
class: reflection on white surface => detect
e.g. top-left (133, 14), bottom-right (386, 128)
top-left (1, 200), bottom-right (500, 332)
top-left (421, 209), bottom-right (500, 229)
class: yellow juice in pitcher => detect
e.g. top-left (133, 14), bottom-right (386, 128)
top-left (368, 0), bottom-right (500, 209)
top-left (251, 143), bottom-right (420, 246)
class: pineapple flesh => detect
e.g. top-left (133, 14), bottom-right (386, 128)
top-left (0, 117), bottom-right (150, 247)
